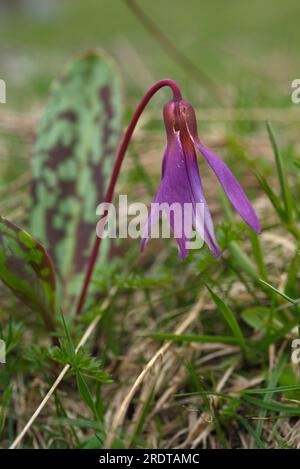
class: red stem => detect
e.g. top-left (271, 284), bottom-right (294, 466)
top-left (75, 79), bottom-right (182, 316)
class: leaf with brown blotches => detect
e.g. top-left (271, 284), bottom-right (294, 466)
top-left (0, 216), bottom-right (56, 331)
top-left (30, 49), bottom-right (122, 310)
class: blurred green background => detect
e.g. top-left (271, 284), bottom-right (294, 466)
top-left (1, 0), bottom-right (300, 109)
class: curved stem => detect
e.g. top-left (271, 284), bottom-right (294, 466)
top-left (75, 79), bottom-right (182, 316)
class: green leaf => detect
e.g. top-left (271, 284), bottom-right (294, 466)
top-left (278, 365), bottom-right (300, 399)
top-left (0, 216), bottom-right (56, 331)
top-left (76, 370), bottom-right (99, 421)
top-left (30, 49), bottom-right (122, 310)
top-left (241, 307), bottom-right (279, 331)
top-left (54, 311), bottom-right (110, 383)
top-left (206, 285), bottom-right (246, 349)
top-left (50, 345), bottom-right (111, 383)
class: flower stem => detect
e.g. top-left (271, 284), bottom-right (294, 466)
top-left (75, 79), bottom-right (182, 316)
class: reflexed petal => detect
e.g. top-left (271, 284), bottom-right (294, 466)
top-left (188, 131), bottom-right (261, 233)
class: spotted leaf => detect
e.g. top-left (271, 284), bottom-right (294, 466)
top-left (0, 216), bottom-right (56, 331)
top-left (30, 49), bottom-right (122, 310)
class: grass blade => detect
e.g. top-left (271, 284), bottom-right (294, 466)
top-left (206, 285), bottom-right (246, 349)
top-left (144, 332), bottom-right (240, 345)
top-left (248, 230), bottom-right (267, 280)
top-left (259, 279), bottom-right (298, 305)
top-left (266, 121), bottom-right (294, 225)
top-left (228, 241), bottom-right (258, 281)
top-left (256, 172), bottom-right (285, 220)
top-left (236, 415), bottom-right (265, 449)
top-left (239, 384), bottom-right (300, 395)
top-left (243, 395), bottom-right (300, 416)
top-left (255, 353), bottom-right (287, 441)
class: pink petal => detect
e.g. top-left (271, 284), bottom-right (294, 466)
top-left (188, 131), bottom-right (261, 233)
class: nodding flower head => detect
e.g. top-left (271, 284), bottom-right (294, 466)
top-left (141, 98), bottom-right (261, 259)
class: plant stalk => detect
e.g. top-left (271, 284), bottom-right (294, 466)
top-left (75, 79), bottom-right (182, 316)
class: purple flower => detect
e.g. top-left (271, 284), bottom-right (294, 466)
top-left (141, 99), bottom-right (261, 259)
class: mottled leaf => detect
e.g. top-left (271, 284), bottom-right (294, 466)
top-left (0, 216), bottom-right (56, 330)
top-left (30, 49), bottom-right (122, 309)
